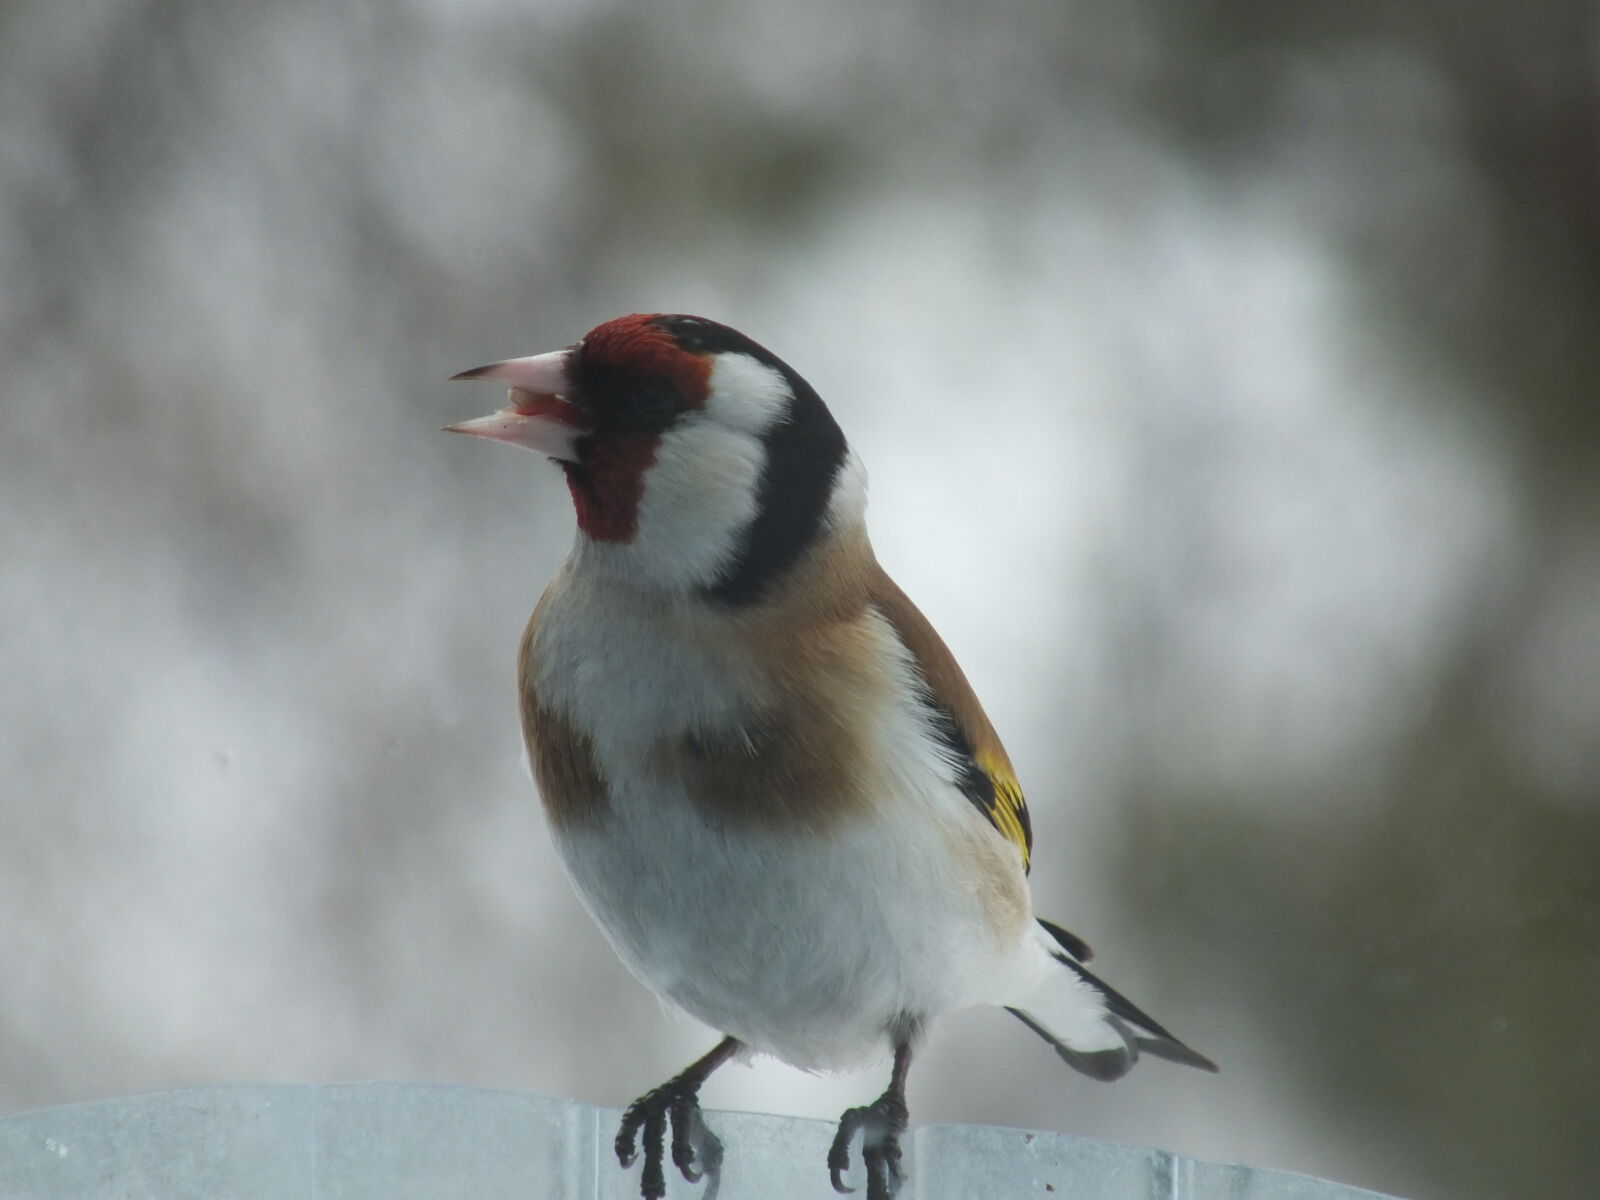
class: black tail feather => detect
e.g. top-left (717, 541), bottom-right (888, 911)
top-left (1010, 921), bottom-right (1219, 1080)
top-left (1036, 917), bottom-right (1094, 963)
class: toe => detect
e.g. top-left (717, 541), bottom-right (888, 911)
top-left (829, 1105), bottom-right (869, 1193)
top-left (615, 1106), bottom-right (644, 1167)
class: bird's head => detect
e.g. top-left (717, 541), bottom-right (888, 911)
top-left (449, 314), bottom-right (864, 605)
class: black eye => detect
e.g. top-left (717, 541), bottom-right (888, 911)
top-left (628, 378), bottom-right (678, 424)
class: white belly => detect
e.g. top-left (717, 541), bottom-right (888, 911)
top-left (553, 772), bottom-right (1010, 1070)
top-left (529, 567), bottom-right (1027, 1069)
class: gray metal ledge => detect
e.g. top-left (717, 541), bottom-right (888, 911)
top-left (0, 1083), bottom-right (1399, 1199)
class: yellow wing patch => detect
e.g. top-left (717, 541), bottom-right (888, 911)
top-left (975, 748), bottom-right (1033, 871)
top-left (904, 675), bottom-right (1035, 873)
top-left (863, 570), bottom-right (1035, 873)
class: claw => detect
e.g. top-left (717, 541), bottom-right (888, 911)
top-left (670, 1090), bottom-right (701, 1180)
top-left (615, 1083), bottom-right (699, 1200)
top-left (828, 1106), bottom-right (865, 1193)
top-left (685, 1106), bottom-right (723, 1193)
top-left (828, 1092), bottom-right (908, 1200)
top-left (615, 1104), bottom-right (643, 1168)
top-left (615, 1038), bottom-right (739, 1200)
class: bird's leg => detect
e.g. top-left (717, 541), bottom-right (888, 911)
top-left (829, 1040), bottom-right (913, 1200)
top-left (616, 1036), bottom-right (739, 1199)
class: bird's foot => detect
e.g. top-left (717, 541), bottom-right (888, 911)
top-left (616, 1077), bottom-right (723, 1200)
top-left (828, 1088), bottom-right (909, 1200)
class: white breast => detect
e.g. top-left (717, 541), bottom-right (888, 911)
top-left (528, 565), bottom-right (1031, 1070)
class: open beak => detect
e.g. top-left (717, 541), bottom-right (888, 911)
top-left (445, 350), bottom-right (586, 461)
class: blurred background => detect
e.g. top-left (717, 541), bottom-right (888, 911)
top-left (3, 2), bottom-right (1597, 1198)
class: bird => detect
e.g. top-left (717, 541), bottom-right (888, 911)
top-left (447, 313), bottom-right (1216, 1200)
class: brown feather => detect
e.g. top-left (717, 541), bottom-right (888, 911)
top-left (657, 524), bottom-right (883, 832)
top-left (516, 520), bottom-right (1031, 873)
top-left (518, 595), bottom-right (610, 829)
top-left (866, 564), bottom-right (1034, 869)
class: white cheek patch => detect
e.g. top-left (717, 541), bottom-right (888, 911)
top-left (583, 417), bottom-right (766, 591)
top-left (574, 352), bottom-right (830, 594)
top-left (705, 353), bottom-right (792, 435)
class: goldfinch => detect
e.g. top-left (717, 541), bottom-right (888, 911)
top-left (448, 314), bottom-right (1216, 1200)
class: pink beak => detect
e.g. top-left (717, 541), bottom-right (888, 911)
top-left (445, 350), bottom-right (587, 461)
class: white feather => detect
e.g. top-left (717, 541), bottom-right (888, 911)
top-left (704, 353), bottom-right (792, 434)
top-left (571, 352), bottom-right (799, 593)
top-left (530, 573), bottom-right (1044, 1070)
top-left (574, 415), bottom-right (767, 593)
top-left (530, 565), bottom-right (754, 775)
top-left (825, 447), bottom-right (869, 531)
top-left (523, 347), bottom-right (1134, 1073)
top-left (1003, 926), bottom-right (1130, 1054)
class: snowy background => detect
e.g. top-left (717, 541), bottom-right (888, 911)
top-left (3, 4), bottom-right (1597, 1199)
